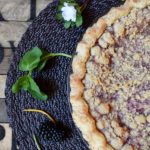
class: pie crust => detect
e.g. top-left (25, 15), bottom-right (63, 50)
top-left (70, 0), bottom-right (150, 150)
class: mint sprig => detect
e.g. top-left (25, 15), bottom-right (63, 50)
top-left (12, 47), bottom-right (72, 100)
top-left (56, 0), bottom-right (90, 28)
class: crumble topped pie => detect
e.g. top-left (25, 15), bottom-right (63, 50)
top-left (70, 0), bottom-right (150, 150)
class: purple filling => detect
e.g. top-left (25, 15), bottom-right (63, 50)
top-left (127, 98), bottom-right (146, 114)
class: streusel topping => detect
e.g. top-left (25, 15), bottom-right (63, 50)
top-left (83, 6), bottom-right (150, 150)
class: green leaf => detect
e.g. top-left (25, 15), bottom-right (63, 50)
top-left (71, 22), bottom-right (76, 28)
top-left (76, 15), bottom-right (83, 27)
top-left (37, 50), bottom-right (49, 71)
top-left (68, 2), bottom-right (78, 6)
top-left (12, 75), bottom-right (47, 100)
top-left (76, 6), bottom-right (81, 13)
top-left (60, 0), bottom-right (74, 4)
top-left (12, 75), bottom-right (30, 93)
top-left (56, 13), bottom-right (63, 20)
top-left (28, 76), bottom-right (48, 100)
top-left (59, 0), bottom-right (78, 8)
top-left (19, 47), bottom-right (42, 71)
top-left (64, 21), bottom-right (71, 29)
top-left (59, 0), bottom-right (66, 4)
top-left (57, 5), bottom-right (63, 11)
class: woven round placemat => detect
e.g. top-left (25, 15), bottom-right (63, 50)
top-left (5, 0), bottom-right (123, 149)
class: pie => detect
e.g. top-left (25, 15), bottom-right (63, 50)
top-left (70, 0), bottom-right (150, 150)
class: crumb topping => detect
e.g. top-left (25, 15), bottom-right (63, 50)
top-left (83, 6), bottom-right (150, 150)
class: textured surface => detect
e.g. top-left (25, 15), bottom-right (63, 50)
top-left (0, 22), bottom-right (30, 47)
top-left (0, 123), bottom-right (12, 150)
top-left (0, 99), bottom-right (8, 122)
top-left (0, 0), bottom-right (51, 21)
top-left (0, 75), bottom-right (6, 98)
top-left (0, 0), bottom-right (52, 48)
top-left (5, 0), bottom-right (123, 149)
top-left (0, 49), bottom-right (13, 75)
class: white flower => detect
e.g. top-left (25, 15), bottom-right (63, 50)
top-left (61, 2), bottom-right (77, 22)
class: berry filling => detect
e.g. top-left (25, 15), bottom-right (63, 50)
top-left (83, 6), bottom-right (150, 150)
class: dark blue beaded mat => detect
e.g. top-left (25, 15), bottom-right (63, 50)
top-left (5, 0), bottom-right (123, 149)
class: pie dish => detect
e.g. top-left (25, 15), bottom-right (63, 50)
top-left (70, 0), bottom-right (150, 149)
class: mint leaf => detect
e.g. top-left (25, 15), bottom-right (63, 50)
top-left (68, 2), bottom-right (78, 6)
top-left (60, 0), bottom-right (71, 4)
top-left (37, 50), bottom-right (49, 71)
top-left (71, 23), bottom-right (76, 28)
top-left (12, 75), bottom-right (30, 93)
top-left (64, 21), bottom-right (71, 29)
top-left (12, 75), bottom-right (47, 100)
top-left (56, 13), bottom-right (63, 20)
top-left (28, 76), bottom-right (48, 100)
top-left (76, 15), bottom-right (83, 27)
top-left (57, 5), bottom-right (63, 11)
top-left (19, 47), bottom-right (42, 71)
